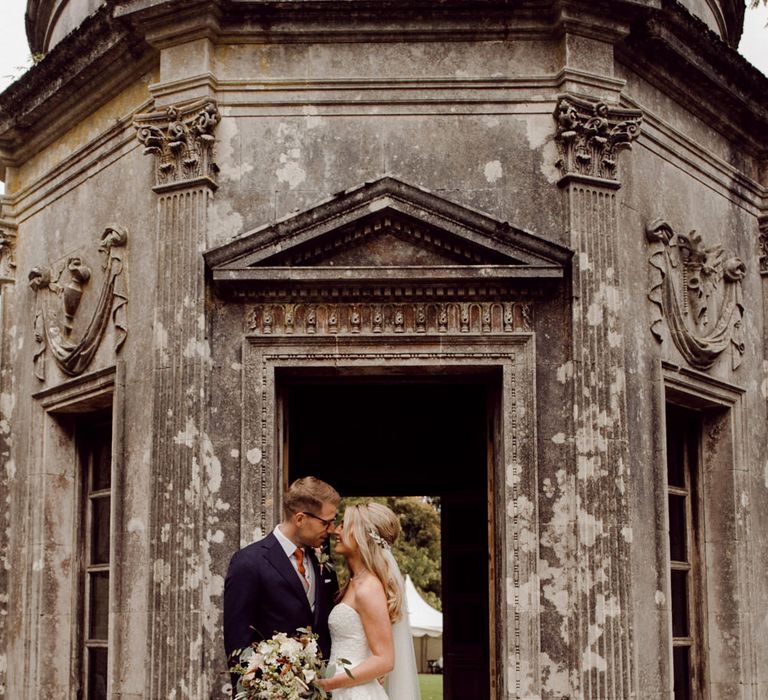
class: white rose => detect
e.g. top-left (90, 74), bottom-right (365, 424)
top-left (246, 652), bottom-right (264, 672)
top-left (280, 637), bottom-right (303, 656)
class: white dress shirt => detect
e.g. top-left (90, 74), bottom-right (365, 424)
top-left (274, 525), bottom-right (315, 609)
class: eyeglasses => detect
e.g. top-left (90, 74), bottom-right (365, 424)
top-left (300, 511), bottom-right (338, 529)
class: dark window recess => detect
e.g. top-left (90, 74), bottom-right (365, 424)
top-left (77, 413), bottom-right (113, 700)
top-left (665, 404), bottom-right (705, 700)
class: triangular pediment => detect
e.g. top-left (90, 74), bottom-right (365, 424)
top-left (205, 177), bottom-right (572, 298)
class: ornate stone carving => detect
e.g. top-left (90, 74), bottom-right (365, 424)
top-left (247, 301), bottom-right (533, 336)
top-left (29, 225), bottom-right (128, 380)
top-left (554, 96), bottom-right (642, 183)
top-left (133, 100), bottom-right (220, 191)
top-left (759, 216), bottom-right (768, 277)
top-left (0, 226), bottom-right (16, 284)
top-left (647, 219), bottom-right (746, 370)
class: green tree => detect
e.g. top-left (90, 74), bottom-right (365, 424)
top-left (334, 496), bottom-right (442, 611)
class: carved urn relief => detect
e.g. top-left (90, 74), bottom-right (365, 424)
top-left (28, 224), bottom-right (128, 379)
top-left (647, 219), bottom-right (746, 370)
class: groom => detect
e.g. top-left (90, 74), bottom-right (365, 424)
top-left (223, 476), bottom-right (341, 677)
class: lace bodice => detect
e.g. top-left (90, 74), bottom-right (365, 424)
top-left (327, 603), bottom-right (389, 700)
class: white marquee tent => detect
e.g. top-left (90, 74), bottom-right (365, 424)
top-left (405, 575), bottom-right (443, 673)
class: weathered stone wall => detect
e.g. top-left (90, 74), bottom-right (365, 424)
top-left (1, 1), bottom-right (766, 698)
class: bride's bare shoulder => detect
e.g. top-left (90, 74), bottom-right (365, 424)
top-left (353, 573), bottom-right (387, 609)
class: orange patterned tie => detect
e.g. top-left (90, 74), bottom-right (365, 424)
top-left (294, 548), bottom-right (310, 592)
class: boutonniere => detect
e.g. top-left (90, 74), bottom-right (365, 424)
top-left (314, 548), bottom-right (333, 575)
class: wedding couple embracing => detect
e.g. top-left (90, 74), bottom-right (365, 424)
top-left (224, 477), bottom-right (421, 699)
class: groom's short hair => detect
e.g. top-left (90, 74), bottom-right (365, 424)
top-left (283, 476), bottom-right (340, 519)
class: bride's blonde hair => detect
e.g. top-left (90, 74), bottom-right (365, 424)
top-left (338, 502), bottom-right (403, 623)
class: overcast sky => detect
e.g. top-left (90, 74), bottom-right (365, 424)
top-left (2, 1), bottom-right (763, 88)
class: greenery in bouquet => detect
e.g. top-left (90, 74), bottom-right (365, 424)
top-left (230, 628), bottom-right (331, 700)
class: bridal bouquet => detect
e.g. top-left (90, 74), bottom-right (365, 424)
top-left (230, 628), bottom-right (331, 699)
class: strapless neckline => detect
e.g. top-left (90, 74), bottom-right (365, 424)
top-left (327, 601), bottom-right (389, 699)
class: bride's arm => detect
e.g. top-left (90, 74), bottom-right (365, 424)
top-left (318, 582), bottom-right (394, 692)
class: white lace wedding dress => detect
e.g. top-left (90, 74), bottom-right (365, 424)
top-left (327, 602), bottom-right (390, 700)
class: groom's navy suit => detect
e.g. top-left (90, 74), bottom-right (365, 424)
top-left (223, 532), bottom-right (338, 666)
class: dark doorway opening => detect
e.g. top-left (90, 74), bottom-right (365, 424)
top-left (283, 376), bottom-right (493, 699)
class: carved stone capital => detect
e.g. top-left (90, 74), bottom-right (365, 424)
top-left (0, 225), bottom-right (17, 284)
top-left (133, 99), bottom-right (220, 193)
top-left (759, 216), bottom-right (768, 277)
top-left (646, 218), bottom-right (746, 371)
top-left (554, 95), bottom-right (642, 186)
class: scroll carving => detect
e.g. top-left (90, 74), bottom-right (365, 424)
top-left (554, 96), bottom-right (642, 182)
top-left (646, 219), bottom-right (745, 370)
top-left (759, 216), bottom-right (768, 277)
top-left (247, 301), bottom-right (532, 336)
top-left (0, 227), bottom-right (16, 284)
top-left (133, 100), bottom-right (220, 190)
top-left (28, 225), bottom-right (128, 380)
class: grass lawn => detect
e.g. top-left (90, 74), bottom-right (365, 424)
top-left (418, 673), bottom-right (443, 700)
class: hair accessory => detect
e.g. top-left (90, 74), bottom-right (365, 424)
top-left (368, 528), bottom-right (391, 550)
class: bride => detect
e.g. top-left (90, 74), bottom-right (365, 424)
top-left (318, 502), bottom-right (421, 700)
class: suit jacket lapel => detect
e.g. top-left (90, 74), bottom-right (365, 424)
top-left (307, 548), bottom-right (336, 628)
top-left (265, 535), bottom-right (313, 612)
top-left (307, 548), bottom-right (322, 625)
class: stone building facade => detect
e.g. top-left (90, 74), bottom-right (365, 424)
top-left (0, 0), bottom-right (767, 698)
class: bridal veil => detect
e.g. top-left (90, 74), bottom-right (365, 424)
top-left (383, 550), bottom-right (421, 700)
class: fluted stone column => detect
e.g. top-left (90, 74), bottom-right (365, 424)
top-left (133, 100), bottom-right (221, 698)
top-left (760, 216), bottom-right (768, 353)
top-left (0, 221), bottom-right (16, 699)
top-left (554, 96), bottom-right (642, 698)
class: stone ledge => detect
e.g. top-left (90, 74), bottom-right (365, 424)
top-left (2, 0), bottom-right (767, 175)
top-left (617, 1), bottom-right (768, 158)
top-left (0, 4), bottom-right (155, 170)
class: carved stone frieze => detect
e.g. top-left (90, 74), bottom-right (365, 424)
top-left (647, 219), bottom-right (746, 370)
top-left (247, 301), bottom-right (532, 336)
top-left (28, 225), bottom-right (128, 380)
top-left (554, 96), bottom-right (642, 183)
top-left (759, 216), bottom-right (768, 277)
top-left (133, 100), bottom-right (220, 191)
top-left (0, 226), bottom-right (16, 284)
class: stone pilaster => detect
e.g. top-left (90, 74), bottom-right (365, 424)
top-left (759, 217), bottom-right (768, 279)
top-left (133, 100), bottom-right (221, 698)
top-left (554, 96), bottom-right (642, 697)
top-left (0, 220), bottom-right (16, 698)
top-left (760, 216), bottom-right (768, 406)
